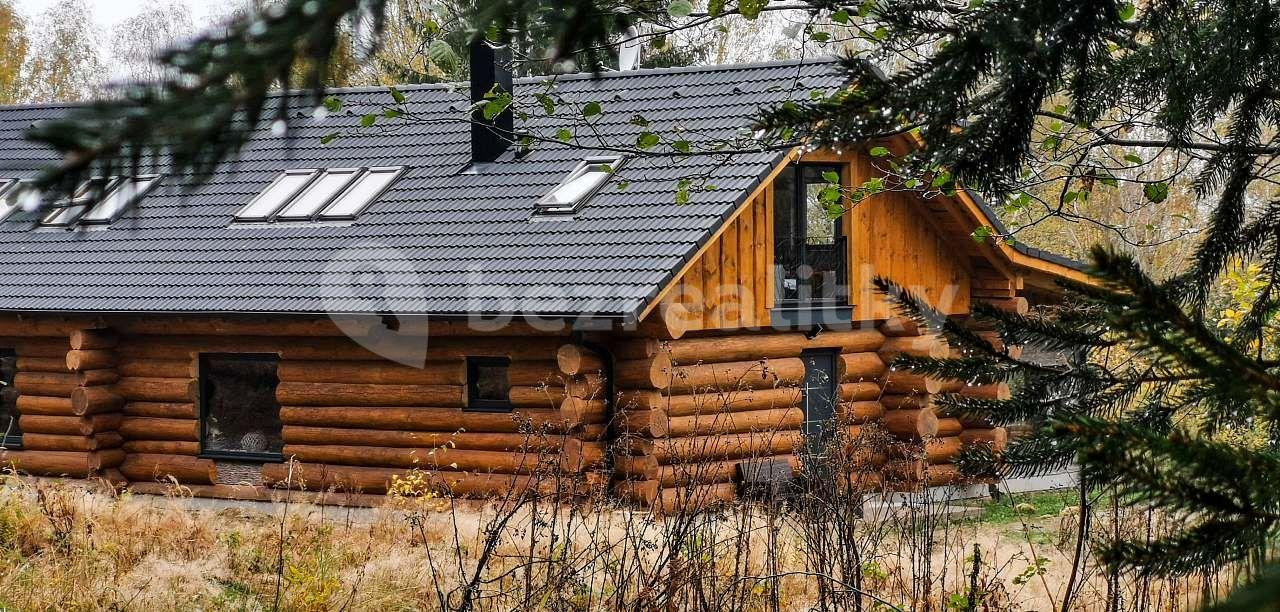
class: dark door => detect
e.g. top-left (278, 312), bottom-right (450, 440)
top-left (800, 349), bottom-right (840, 457)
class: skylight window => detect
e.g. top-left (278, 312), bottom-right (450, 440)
top-left (0, 181), bottom-right (18, 222)
top-left (235, 169), bottom-right (319, 221)
top-left (42, 178), bottom-right (120, 227)
top-left (320, 167), bottom-right (404, 220)
top-left (80, 175), bottom-right (162, 224)
top-left (535, 156), bottom-right (624, 215)
top-left (275, 168), bottom-right (362, 220)
top-left (234, 167), bottom-right (404, 223)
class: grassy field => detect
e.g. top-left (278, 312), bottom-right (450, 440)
top-left (0, 476), bottom-right (1215, 610)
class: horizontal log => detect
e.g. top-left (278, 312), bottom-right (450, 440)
top-left (841, 401), bottom-right (885, 424)
top-left (117, 335), bottom-right (564, 363)
top-left (15, 395), bottom-right (74, 416)
top-left (624, 387), bottom-right (801, 416)
top-left (655, 483), bottom-right (736, 515)
top-left (890, 436), bottom-right (963, 464)
top-left (960, 383), bottom-right (1011, 401)
top-left (15, 357), bottom-right (70, 373)
top-left (841, 382), bottom-right (881, 402)
top-left (115, 377), bottom-right (195, 403)
top-left (559, 397), bottom-right (606, 426)
top-left (613, 355), bottom-right (672, 390)
top-left (959, 427), bottom-right (1008, 452)
top-left (617, 329), bottom-right (885, 364)
top-left (876, 318), bottom-right (922, 338)
top-left (656, 455), bottom-right (801, 488)
top-left (279, 406), bottom-right (571, 434)
top-left (881, 408), bottom-right (939, 440)
top-left (936, 418), bottom-right (963, 437)
top-left (13, 372), bottom-right (78, 397)
top-left (925, 464), bottom-right (964, 487)
top-left (124, 402), bottom-right (196, 419)
top-left (261, 462), bottom-right (555, 497)
top-left (66, 349), bottom-right (114, 371)
top-left (119, 417), bottom-right (199, 442)
top-left (21, 432), bottom-right (123, 452)
top-left (612, 454), bottom-right (661, 480)
top-left (613, 479), bottom-right (660, 504)
top-left (2, 336), bottom-right (70, 357)
top-left (276, 382), bottom-right (464, 408)
top-left (880, 395), bottom-right (932, 411)
top-left (114, 316), bottom-right (373, 337)
top-left (118, 358), bottom-right (193, 379)
top-left (119, 453), bottom-right (217, 485)
top-left (122, 440), bottom-right (200, 455)
top-left (507, 361), bottom-right (570, 386)
top-left (20, 413), bottom-right (121, 436)
top-left (508, 385), bottom-right (565, 409)
top-left (878, 336), bottom-right (950, 363)
top-left (282, 425), bottom-right (566, 452)
top-left (0, 317), bottom-right (92, 337)
top-left (632, 407), bottom-right (805, 438)
top-left (69, 329), bottom-right (117, 350)
top-left (71, 386), bottom-right (125, 415)
top-left (276, 360), bottom-right (466, 386)
top-left (0, 449), bottom-right (122, 477)
top-left (881, 372), bottom-right (960, 395)
top-left (980, 297), bottom-right (1029, 315)
top-left (580, 423), bottom-right (607, 442)
top-left (840, 353), bottom-right (886, 382)
top-left (556, 345), bottom-right (603, 377)
top-left (282, 444), bottom-right (559, 474)
top-left (77, 369), bottom-right (118, 387)
top-left (634, 301), bottom-right (689, 340)
top-left (624, 431), bottom-right (803, 464)
top-left (560, 438), bottom-right (605, 473)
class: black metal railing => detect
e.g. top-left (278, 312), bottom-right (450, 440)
top-left (775, 235), bottom-right (848, 305)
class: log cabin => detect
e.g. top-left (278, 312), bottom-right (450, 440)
top-left (0, 50), bottom-right (1087, 511)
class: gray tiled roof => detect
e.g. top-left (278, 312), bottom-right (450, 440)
top-left (0, 58), bottom-right (847, 319)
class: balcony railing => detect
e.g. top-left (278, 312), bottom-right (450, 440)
top-left (775, 235), bottom-right (848, 306)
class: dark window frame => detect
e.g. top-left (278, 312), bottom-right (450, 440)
top-left (466, 356), bottom-right (513, 412)
top-left (799, 348), bottom-right (841, 460)
top-left (197, 352), bottom-right (284, 463)
top-left (0, 348), bottom-right (20, 449)
top-left (774, 162), bottom-right (850, 307)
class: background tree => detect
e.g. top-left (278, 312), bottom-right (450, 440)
top-left (20, 0), bottom-right (103, 103)
top-left (109, 0), bottom-right (196, 84)
top-left (0, 0), bottom-right (26, 105)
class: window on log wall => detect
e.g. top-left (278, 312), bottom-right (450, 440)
top-left (199, 354), bottom-right (283, 461)
top-left (773, 164), bottom-right (848, 306)
top-left (0, 349), bottom-right (20, 448)
top-left (466, 357), bottom-right (512, 412)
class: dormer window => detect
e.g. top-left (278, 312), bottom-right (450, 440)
top-left (534, 156), bottom-right (624, 216)
top-left (234, 167), bottom-right (405, 223)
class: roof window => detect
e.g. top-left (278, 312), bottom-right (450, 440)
top-left (0, 181), bottom-right (20, 222)
top-left (534, 156), bottom-right (624, 216)
top-left (234, 167), bottom-right (405, 223)
top-left (42, 178), bottom-right (120, 227)
top-left (80, 175), bottom-right (162, 224)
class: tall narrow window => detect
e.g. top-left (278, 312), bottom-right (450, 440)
top-left (466, 357), bottom-right (512, 411)
top-left (800, 349), bottom-right (839, 458)
top-left (199, 354), bottom-right (283, 460)
top-left (773, 164), bottom-right (847, 305)
top-left (0, 349), bottom-right (19, 448)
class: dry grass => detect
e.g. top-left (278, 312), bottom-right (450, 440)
top-left (0, 475), bottom-right (1233, 611)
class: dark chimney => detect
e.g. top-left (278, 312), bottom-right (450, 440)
top-left (470, 39), bottom-right (514, 164)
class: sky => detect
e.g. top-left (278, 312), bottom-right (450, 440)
top-left (13, 0), bottom-right (236, 34)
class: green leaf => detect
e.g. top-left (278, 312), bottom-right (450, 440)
top-left (322, 96), bottom-right (343, 113)
top-left (427, 39), bottom-right (459, 74)
top-left (382, 108), bottom-right (403, 119)
top-left (359, 113), bottom-right (377, 128)
top-left (869, 146), bottom-right (890, 157)
top-left (582, 101), bottom-right (602, 118)
top-left (1143, 182), bottom-right (1169, 203)
top-left (739, 0), bottom-right (765, 19)
top-left (320, 132), bottom-right (340, 145)
top-left (1118, 2), bottom-right (1136, 20)
top-left (637, 132), bottom-right (660, 149)
top-left (872, 25), bottom-right (889, 40)
top-left (708, 0), bottom-right (726, 16)
top-left (534, 93), bottom-right (555, 115)
top-left (616, 181), bottom-right (631, 191)
top-left (388, 86), bottom-right (405, 105)
top-left (832, 9), bottom-right (849, 24)
top-left (672, 140), bottom-right (691, 154)
top-left (1123, 153), bottom-right (1144, 164)
top-left (675, 178), bottom-right (692, 205)
top-left (810, 31), bottom-right (831, 43)
top-left (555, 128), bottom-right (572, 142)
top-left (629, 114), bottom-right (650, 127)
top-left (482, 93), bottom-right (512, 121)
top-left (822, 170), bottom-right (840, 183)
top-left (904, 178), bottom-right (921, 188)
top-left (667, 0), bottom-right (694, 18)
top-left (971, 226), bottom-right (995, 243)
